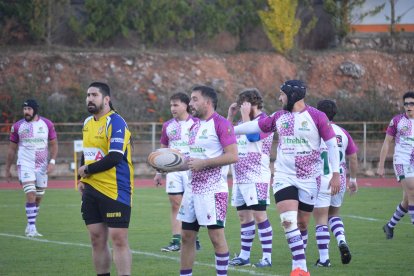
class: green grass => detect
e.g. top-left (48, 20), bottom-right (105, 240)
top-left (0, 187), bottom-right (413, 276)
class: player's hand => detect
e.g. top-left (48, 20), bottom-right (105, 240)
top-left (348, 179), bottom-right (358, 196)
top-left (329, 172), bottom-right (341, 195)
top-left (227, 103), bottom-right (238, 120)
top-left (376, 167), bottom-right (384, 178)
top-left (187, 158), bottom-right (206, 172)
top-left (78, 181), bottom-right (85, 195)
top-left (154, 173), bottom-right (162, 187)
top-left (78, 165), bottom-right (88, 178)
top-left (240, 102), bottom-right (251, 118)
top-left (47, 163), bottom-right (55, 174)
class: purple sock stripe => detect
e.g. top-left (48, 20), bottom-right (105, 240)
top-left (317, 244), bottom-right (329, 249)
top-left (398, 204), bottom-right (408, 213)
top-left (260, 231), bottom-right (272, 237)
top-left (217, 270), bottom-right (227, 275)
top-left (316, 235), bottom-right (330, 240)
top-left (408, 205), bottom-right (414, 211)
top-left (215, 252), bottom-right (229, 258)
top-left (291, 245), bottom-right (304, 252)
top-left (242, 221), bottom-right (255, 228)
top-left (241, 238), bottom-right (254, 242)
top-left (330, 224), bottom-right (342, 232)
top-left (257, 219), bottom-right (270, 229)
top-left (263, 248), bottom-right (272, 253)
top-left (241, 245), bottom-right (251, 251)
top-left (180, 269), bottom-right (192, 275)
top-left (216, 260), bottom-right (228, 266)
top-left (260, 239), bottom-right (272, 245)
top-left (293, 253), bottom-right (306, 261)
top-left (300, 230), bottom-right (308, 235)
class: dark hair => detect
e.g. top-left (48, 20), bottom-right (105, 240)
top-left (236, 88), bottom-right (263, 109)
top-left (170, 92), bottom-right (190, 113)
top-left (317, 99), bottom-right (337, 121)
top-left (89, 82), bottom-right (111, 97)
top-left (88, 81), bottom-right (117, 112)
top-left (403, 91), bottom-right (414, 100)
top-left (191, 85), bottom-right (218, 110)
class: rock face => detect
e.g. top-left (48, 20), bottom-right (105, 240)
top-left (0, 49), bottom-right (413, 122)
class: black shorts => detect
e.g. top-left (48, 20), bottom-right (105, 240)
top-left (236, 203), bottom-right (267, 211)
top-left (182, 220), bottom-right (224, 232)
top-left (81, 184), bottom-right (131, 228)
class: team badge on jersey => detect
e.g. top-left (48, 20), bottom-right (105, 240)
top-left (336, 135), bottom-right (343, 147)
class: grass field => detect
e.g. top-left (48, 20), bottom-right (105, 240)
top-left (0, 186), bottom-right (413, 276)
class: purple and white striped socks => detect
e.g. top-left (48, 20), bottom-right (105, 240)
top-left (387, 203), bottom-right (408, 228)
top-left (315, 225), bottom-right (330, 262)
top-left (239, 221), bottom-right (255, 259)
top-left (258, 219), bottom-right (273, 262)
top-left (215, 252), bottom-right (229, 276)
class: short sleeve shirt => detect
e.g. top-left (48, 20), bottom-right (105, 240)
top-left (188, 112), bottom-right (237, 194)
top-left (386, 113), bottom-right (414, 166)
top-left (10, 117), bottom-right (57, 172)
top-left (258, 105), bottom-right (335, 180)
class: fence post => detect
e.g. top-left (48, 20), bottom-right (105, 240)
top-left (363, 122), bottom-right (367, 168)
top-left (151, 122), bottom-right (156, 152)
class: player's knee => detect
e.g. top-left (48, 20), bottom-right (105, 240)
top-left (280, 211), bottom-right (298, 232)
top-left (22, 183), bottom-right (36, 194)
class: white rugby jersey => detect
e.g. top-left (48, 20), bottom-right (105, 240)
top-left (160, 116), bottom-right (197, 158)
top-left (9, 117), bottom-right (57, 172)
top-left (386, 113), bottom-right (414, 166)
top-left (232, 113), bottom-right (274, 185)
top-left (258, 105), bottom-right (335, 180)
top-left (188, 112), bottom-right (237, 195)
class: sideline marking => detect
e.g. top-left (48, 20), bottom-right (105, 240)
top-left (0, 233), bottom-right (280, 276)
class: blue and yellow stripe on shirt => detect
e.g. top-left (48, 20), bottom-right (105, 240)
top-left (81, 111), bottom-right (134, 206)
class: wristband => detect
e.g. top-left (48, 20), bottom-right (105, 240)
top-left (349, 177), bottom-right (357, 183)
top-left (49, 159), bottom-right (56, 165)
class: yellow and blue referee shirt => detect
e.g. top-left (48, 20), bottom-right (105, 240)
top-left (81, 111), bottom-right (134, 206)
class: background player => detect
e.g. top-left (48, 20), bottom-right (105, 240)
top-left (377, 91), bottom-right (414, 239)
top-left (154, 92), bottom-right (200, 252)
top-left (313, 99), bottom-right (358, 267)
top-left (6, 99), bottom-right (58, 237)
top-left (227, 88), bottom-right (274, 268)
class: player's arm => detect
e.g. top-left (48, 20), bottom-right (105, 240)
top-left (347, 153), bottom-right (358, 195)
top-left (5, 142), bottom-right (18, 181)
top-left (377, 134), bottom-right (393, 177)
top-left (47, 138), bottom-right (58, 173)
top-left (325, 137), bottom-right (341, 195)
top-left (79, 151), bottom-right (123, 178)
top-left (187, 143), bottom-right (238, 171)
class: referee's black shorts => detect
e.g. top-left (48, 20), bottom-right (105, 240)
top-left (81, 184), bottom-right (131, 228)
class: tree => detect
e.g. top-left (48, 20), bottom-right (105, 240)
top-left (258, 0), bottom-right (301, 54)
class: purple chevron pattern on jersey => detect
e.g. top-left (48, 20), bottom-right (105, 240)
top-left (215, 192), bottom-right (228, 222)
top-left (256, 182), bottom-right (268, 201)
top-left (234, 152), bottom-right (261, 183)
top-left (386, 114), bottom-right (414, 167)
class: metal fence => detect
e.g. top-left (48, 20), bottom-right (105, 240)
top-left (0, 121), bottom-right (389, 168)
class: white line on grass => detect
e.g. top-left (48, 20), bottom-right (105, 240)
top-left (0, 233), bottom-right (280, 276)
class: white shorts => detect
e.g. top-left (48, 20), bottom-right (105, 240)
top-left (272, 174), bottom-right (318, 206)
top-left (394, 163), bottom-right (414, 181)
top-left (315, 174), bottom-right (331, 208)
top-left (231, 182), bottom-right (270, 207)
top-left (18, 165), bottom-right (48, 188)
top-left (166, 171), bottom-right (189, 193)
top-left (177, 191), bottom-right (228, 226)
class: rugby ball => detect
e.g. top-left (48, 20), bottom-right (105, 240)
top-left (147, 148), bottom-right (185, 172)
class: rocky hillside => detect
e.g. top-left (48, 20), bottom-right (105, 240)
top-left (0, 49), bottom-right (413, 123)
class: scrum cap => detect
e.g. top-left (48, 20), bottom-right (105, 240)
top-left (280, 80), bottom-right (306, 112)
top-left (22, 99), bottom-right (39, 115)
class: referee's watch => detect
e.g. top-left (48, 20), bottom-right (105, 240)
top-left (84, 165), bottom-right (89, 175)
